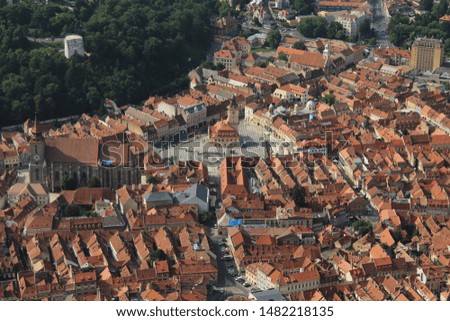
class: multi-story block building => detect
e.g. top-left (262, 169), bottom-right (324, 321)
top-left (410, 38), bottom-right (444, 72)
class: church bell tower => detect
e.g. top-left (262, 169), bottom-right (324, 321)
top-left (29, 114), bottom-right (46, 184)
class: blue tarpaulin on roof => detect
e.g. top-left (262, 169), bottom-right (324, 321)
top-left (229, 219), bottom-right (243, 227)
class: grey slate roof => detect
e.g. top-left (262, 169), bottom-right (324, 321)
top-left (173, 184), bottom-right (209, 205)
top-left (143, 192), bottom-right (173, 203)
top-left (249, 288), bottom-right (286, 301)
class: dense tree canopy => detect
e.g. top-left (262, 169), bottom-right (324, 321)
top-left (297, 15), bottom-right (377, 44)
top-left (0, 0), bottom-right (218, 127)
top-left (297, 16), bottom-right (327, 38)
top-left (358, 18), bottom-right (376, 46)
top-left (327, 21), bottom-right (346, 40)
top-left (297, 16), bottom-right (346, 40)
top-left (292, 0), bottom-right (314, 16)
top-left (267, 29), bottom-right (282, 49)
top-left (291, 186), bottom-right (307, 207)
top-left (388, 1), bottom-right (450, 50)
top-left (61, 174), bottom-right (78, 190)
top-left (420, 0), bottom-right (434, 11)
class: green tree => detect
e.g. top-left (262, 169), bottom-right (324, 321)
top-left (148, 249), bottom-right (166, 264)
top-left (359, 19), bottom-right (374, 40)
top-left (387, 10), bottom-right (450, 49)
top-left (201, 60), bottom-right (215, 70)
top-left (335, 30), bottom-right (347, 40)
top-left (218, 2), bottom-right (237, 17)
top-left (240, 28), bottom-right (258, 38)
top-left (146, 174), bottom-right (159, 184)
top-left (74, 0), bottom-right (96, 21)
top-left (420, 0), bottom-right (433, 11)
top-left (291, 186), bottom-right (307, 207)
top-left (199, 211), bottom-right (214, 224)
top-left (352, 220), bottom-right (373, 236)
top-left (278, 52), bottom-right (288, 61)
top-left (297, 16), bottom-right (328, 38)
top-left (432, 0), bottom-right (449, 18)
top-left (292, 41), bottom-right (306, 50)
top-left (62, 204), bottom-right (81, 217)
top-left (256, 60), bottom-right (267, 68)
top-left (61, 175), bottom-right (78, 190)
top-left (253, 17), bottom-right (262, 27)
top-left (0, 0), bottom-right (219, 127)
top-left (327, 21), bottom-right (345, 40)
top-left (321, 93), bottom-right (336, 105)
top-left (292, 0), bottom-right (314, 15)
top-left (367, 37), bottom-right (377, 46)
top-left (88, 176), bottom-right (101, 188)
top-left (267, 30), bottom-right (282, 49)
top-left (215, 62), bottom-right (226, 70)
top-left (404, 222), bottom-right (419, 240)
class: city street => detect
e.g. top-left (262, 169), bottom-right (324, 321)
top-left (208, 228), bottom-right (250, 300)
top-left (372, 0), bottom-right (391, 48)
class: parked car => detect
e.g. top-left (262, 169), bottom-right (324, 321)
top-left (212, 286), bottom-right (225, 294)
top-left (227, 267), bottom-right (236, 273)
top-left (243, 282), bottom-right (251, 287)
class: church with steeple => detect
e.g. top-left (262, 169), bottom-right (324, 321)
top-left (322, 42), bottom-right (334, 77)
top-left (26, 116), bottom-right (140, 191)
top-left (29, 115), bottom-right (46, 184)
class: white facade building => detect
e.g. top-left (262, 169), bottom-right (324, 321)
top-left (64, 35), bottom-right (85, 59)
top-left (335, 10), bottom-right (370, 38)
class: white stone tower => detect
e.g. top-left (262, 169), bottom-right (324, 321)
top-left (323, 42), bottom-right (331, 66)
top-left (64, 35), bottom-right (85, 59)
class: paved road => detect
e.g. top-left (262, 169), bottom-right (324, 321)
top-left (208, 228), bottom-right (250, 300)
top-left (27, 37), bottom-right (64, 43)
top-left (372, 0), bottom-right (391, 48)
top-left (242, 17), bottom-right (309, 41)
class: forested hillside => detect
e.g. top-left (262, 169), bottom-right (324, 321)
top-left (0, 0), bottom-right (218, 127)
